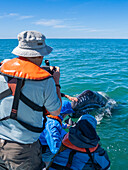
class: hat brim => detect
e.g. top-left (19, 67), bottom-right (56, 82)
top-left (12, 45), bottom-right (53, 57)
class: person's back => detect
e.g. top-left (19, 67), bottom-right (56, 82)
top-left (0, 65), bottom-right (60, 143)
top-left (49, 114), bottom-right (110, 170)
top-left (0, 31), bottom-right (62, 170)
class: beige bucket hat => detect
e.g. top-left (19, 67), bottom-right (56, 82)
top-left (12, 31), bottom-right (53, 57)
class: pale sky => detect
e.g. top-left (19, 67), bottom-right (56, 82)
top-left (0, 0), bottom-right (128, 39)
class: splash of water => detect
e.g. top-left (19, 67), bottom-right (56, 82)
top-left (95, 98), bottom-right (117, 124)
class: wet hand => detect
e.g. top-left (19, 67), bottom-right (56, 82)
top-left (65, 95), bottom-right (78, 102)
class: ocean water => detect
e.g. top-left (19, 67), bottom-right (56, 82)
top-left (0, 39), bottom-right (128, 169)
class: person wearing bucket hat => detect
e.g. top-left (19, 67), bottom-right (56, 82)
top-left (0, 31), bottom-right (62, 170)
top-left (48, 114), bottom-right (110, 170)
top-left (39, 100), bottom-right (76, 168)
top-left (12, 30), bottom-right (53, 57)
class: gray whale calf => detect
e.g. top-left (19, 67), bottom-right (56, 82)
top-left (70, 90), bottom-right (114, 118)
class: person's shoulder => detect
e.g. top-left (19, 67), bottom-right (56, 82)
top-left (41, 76), bottom-right (55, 85)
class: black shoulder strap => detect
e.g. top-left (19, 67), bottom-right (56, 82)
top-left (16, 118), bottom-right (45, 133)
top-left (10, 78), bottom-right (23, 119)
top-left (0, 88), bottom-right (12, 100)
top-left (66, 150), bottom-right (76, 168)
top-left (0, 76), bottom-right (45, 112)
top-left (20, 92), bottom-right (44, 111)
top-left (47, 144), bottom-right (67, 169)
top-left (0, 78), bottom-right (23, 120)
top-left (49, 150), bottom-right (76, 170)
top-left (0, 78), bottom-right (46, 133)
top-left (50, 162), bottom-right (72, 170)
top-left (42, 107), bottom-right (47, 131)
top-left (11, 78), bottom-right (47, 133)
top-left (86, 148), bottom-right (98, 170)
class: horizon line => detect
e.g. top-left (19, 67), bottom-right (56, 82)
top-left (0, 37), bottom-right (128, 40)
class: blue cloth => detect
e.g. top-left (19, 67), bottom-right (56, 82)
top-left (41, 147), bottom-right (55, 163)
top-left (60, 100), bottom-right (75, 115)
top-left (49, 148), bottom-right (90, 170)
top-left (39, 115), bottom-right (67, 163)
top-left (49, 146), bottom-right (110, 170)
top-left (39, 101), bottom-right (74, 163)
top-left (39, 116), bottom-right (67, 154)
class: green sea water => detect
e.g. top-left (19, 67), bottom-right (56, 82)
top-left (0, 39), bottom-right (128, 169)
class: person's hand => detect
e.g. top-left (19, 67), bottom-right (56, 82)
top-left (68, 96), bottom-right (78, 102)
top-left (52, 66), bottom-right (60, 84)
top-left (65, 95), bottom-right (78, 102)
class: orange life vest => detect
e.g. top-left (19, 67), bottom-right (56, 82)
top-left (62, 133), bottom-right (99, 153)
top-left (1, 57), bottom-right (51, 80)
top-left (0, 57), bottom-right (52, 133)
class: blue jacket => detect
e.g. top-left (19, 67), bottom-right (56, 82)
top-left (49, 145), bottom-right (110, 170)
top-left (39, 100), bottom-right (75, 154)
top-left (49, 118), bottom-right (110, 170)
top-left (39, 115), bottom-right (67, 154)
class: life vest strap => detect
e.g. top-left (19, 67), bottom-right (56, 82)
top-left (86, 148), bottom-right (100, 170)
top-left (0, 77), bottom-right (46, 133)
top-left (20, 92), bottom-right (44, 111)
top-left (66, 150), bottom-right (76, 168)
top-left (50, 162), bottom-right (72, 170)
top-left (16, 119), bottom-right (44, 133)
top-left (48, 145), bottom-right (76, 170)
top-left (10, 78), bottom-right (23, 119)
top-left (0, 88), bottom-right (12, 100)
top-left (0, 116), bottom-right (10, 122)
top-left (42, 108), bottom-right (47, 132)
top-left (0, 115), bottom-right (45, 133)
top-left (0, 77), bottom-right (45, 112)
top-left (11, 77), bottom-right (45, 133)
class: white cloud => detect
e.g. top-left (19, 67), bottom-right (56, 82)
top-left (69, 28), bottom-right (88, 31)
top-left (0, 13), bottom-right (34, 20)
top-left (0, 13), bottom-right (19, 18)
top-left (53, 25), bottom-right (67, 28)
top-left (35, 18), bottom-right (85, 29)
top-left (35, 19), bottom-right (64, 27)
top-left (34, 18), bottom-right (115, 34)
top-left (19, 15), bottom-right (34, 20)
top-left (70, 28), bottom-right (115, 33)
top-left (8, 13), bottom-right (19, 16)
top-left (34, 18), bottom-right (89, 30)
